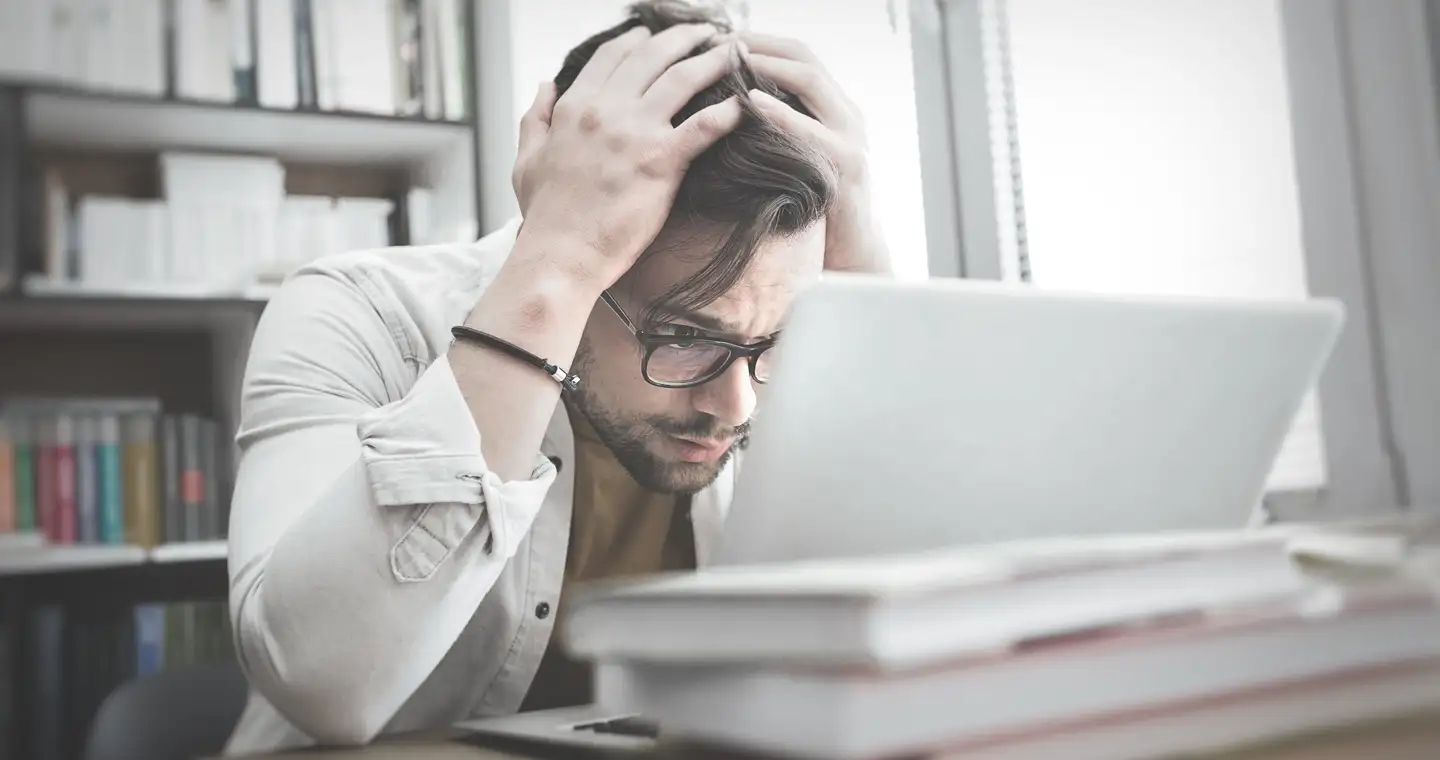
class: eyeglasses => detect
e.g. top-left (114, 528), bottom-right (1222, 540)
top-left (601, 291), bottom-right (776, 389)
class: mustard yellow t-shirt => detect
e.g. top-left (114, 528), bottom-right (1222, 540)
top-left (519, 403), bottom-right (696, 711)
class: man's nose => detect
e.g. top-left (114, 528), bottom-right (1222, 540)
top-left (692, 359), bottom-right (756, 429)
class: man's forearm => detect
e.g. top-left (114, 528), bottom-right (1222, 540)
top-left (450, 228), bottom-right (607, 481)
top-left (829, 186), bottom-right (895, 276)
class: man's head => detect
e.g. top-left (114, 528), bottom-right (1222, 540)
top-left (555, 1), bottom-right (836, 494)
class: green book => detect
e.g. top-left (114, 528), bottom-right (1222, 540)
top-left (13, 417), bottom-right (36, 532)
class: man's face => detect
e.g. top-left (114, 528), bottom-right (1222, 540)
top-left (571, 221), bottom-right (826, 494)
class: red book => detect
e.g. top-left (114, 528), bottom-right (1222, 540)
top-left (53, 415), bottom-right (77, 544)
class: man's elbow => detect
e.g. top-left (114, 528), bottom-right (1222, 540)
top-left (236, 648), bottom-right (392, 747)
top-left (233, 609), bottom-right (393, 746)
top-left (288, 705), bottom-right (387, 748)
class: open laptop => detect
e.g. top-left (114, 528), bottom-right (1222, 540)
top-left (453, 273), bottom-right (1345, 752)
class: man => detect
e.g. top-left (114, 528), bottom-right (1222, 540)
top-left (223, 1), bottom-right (891, 753)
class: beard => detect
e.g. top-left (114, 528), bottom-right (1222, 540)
top-left (570, 343), bottom-right (749, 494)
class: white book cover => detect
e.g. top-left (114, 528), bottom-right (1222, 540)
top-left (269, 196), bottom-right (339, 278)
top-left (80, 0), bottom-right (119, 92)
top-left (331, 0), bottom-right (397, 114)
top-left (256, 0), bottom-right (298, 109)
top-left (337, 197), bottom-right (394, 251)
top-left (175, 0), bottom-right (236, 102)
top-left (77, 197), bottom-right (128, 285)
top-left (420, 0), bottom-right (442, 119)
top-left (311, 0), bottom-right (338, 110)
top-left (116, 199), bottom-right (141, 282)
top-left (166, 206), bottom-right (208, 284)
top-left (613, 593), bottom-right (1440, 760)
top-left (130, 0), bottom-right (168, 96)
top-left (436, 0), bottom-right (463, 120)
top-left (48, 0), bottom-right (88, 85)
top-left (160, 152), bottom-right (285, 205)
top-left (564, 533), bottom-right (1312, 669)
top-left (405, 187), bottom-right (433, 245)
top-left (0, 0), bottom-right (54, 81)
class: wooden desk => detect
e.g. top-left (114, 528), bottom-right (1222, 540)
top-left (229, 712), bottom-right (1440, 760)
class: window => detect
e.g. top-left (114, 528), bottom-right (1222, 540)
top-left (984, 0), bottom-right (1327, 492)
top-left (729, 0), bottom-right (929, 279)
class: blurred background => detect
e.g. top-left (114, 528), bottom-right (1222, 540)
top-left (0, 1), bottom-right (1436, 759)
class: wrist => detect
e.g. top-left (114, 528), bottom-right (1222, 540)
top-left (506, 222), bottom-right (628, 293)
top-left (464, 229), bottom-right (609, 345)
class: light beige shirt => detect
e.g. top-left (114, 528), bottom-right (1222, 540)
top-left (517, 403), bottom-right (695, 712)
top-left (223, 219), bottom-right (737, 754)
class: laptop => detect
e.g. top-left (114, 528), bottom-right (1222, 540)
top-left (453, 273), bottom-right (1345, 752)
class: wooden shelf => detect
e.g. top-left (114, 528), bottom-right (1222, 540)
top-left (19, 276), bottom-right (275, 302)
top-left (148, 540), bottom-right (228, 564)
top-left (22, 85), bottom-right (472, 165)
top-left (0, 279), bottom-right (269, 331)
top-left (0, 540), bottom-right (227, 577)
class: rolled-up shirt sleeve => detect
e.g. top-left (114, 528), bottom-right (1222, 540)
top-left (227, 267), bottom-right (553, 746)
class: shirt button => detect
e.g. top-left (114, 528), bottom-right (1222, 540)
top-left (535, 602), bottom-right (551, 620)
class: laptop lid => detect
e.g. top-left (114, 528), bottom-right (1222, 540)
top-left (715, 274), bottom-right (1344, 566)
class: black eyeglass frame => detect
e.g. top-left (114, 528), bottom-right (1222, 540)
top-left (600, 291), bottom-right (776, 389)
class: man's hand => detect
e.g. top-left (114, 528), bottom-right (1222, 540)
top-left (512, 24), bottom-right (745, 289)
top-left (741, 33), bottom-right (893, 275)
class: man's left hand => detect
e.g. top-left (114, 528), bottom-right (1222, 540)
top-left (742, 32), bottom-right (893, 275)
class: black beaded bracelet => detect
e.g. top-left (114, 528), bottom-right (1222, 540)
top-left (450, 325), bottom-right (581, 392)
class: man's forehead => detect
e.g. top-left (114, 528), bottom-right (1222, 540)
top-left (626, 223), bottom-right (825, 299)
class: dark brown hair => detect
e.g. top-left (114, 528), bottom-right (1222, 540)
top-left (554, 0), bottom-right (837, 321)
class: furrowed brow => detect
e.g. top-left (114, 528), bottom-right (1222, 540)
top-left (646, 303), bottom-right (743, 336)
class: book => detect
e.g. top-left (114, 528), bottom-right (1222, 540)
top-left (256, 0), bottom-right (298, 109)
top-left (12, 415), bottom-right (36, 533)
top-left (122, 413), bottom-right (161, 548)
top-left (0, 418), bottom-right (14, 533)
top-left (565, 536), bottom-right (1308, 668)
top-left (74, 415), bottom-right (98, 543)
top-left (613, 591), bottom-right (1440, 760)
top-left (96, 413), bottom-right (124, 544)
top-left (0, 88), bottom-right (18, 293)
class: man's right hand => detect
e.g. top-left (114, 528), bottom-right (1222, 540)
top-left (510, 23), bottom-right (746, 289)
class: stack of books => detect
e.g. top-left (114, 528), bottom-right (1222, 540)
top-left (565, 521), bottom-right (1440, 759)
top-left (33, 152), bottom-right (403, 298)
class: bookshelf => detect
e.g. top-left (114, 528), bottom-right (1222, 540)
top-left (25, 85), bottom-right (475, 166)
top-left (0, 1), bottom-right (486, 758)
top-left (0, 540), bottom-right (229, 577)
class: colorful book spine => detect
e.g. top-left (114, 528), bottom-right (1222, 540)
top-left (0, 417), bottom-right (14, 533)
top-left (181, 415), bottom-right (204, 541)
top-left (134, 605), bottom-right (167, 677)
top-left (35, 415), bottom-right (57, 542)
top-left (122, 414), bottom-right (161, 547)
top-left (96, 414), bottom-right (125, 544)
top-left (53, 413), bottom-right (77, 544)
top-left (161, 415), bottom-right (183, 542)
top-left (75, 415), bottom-right (99, 543)
top-left (13, 415), bottom-right (36, 532)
